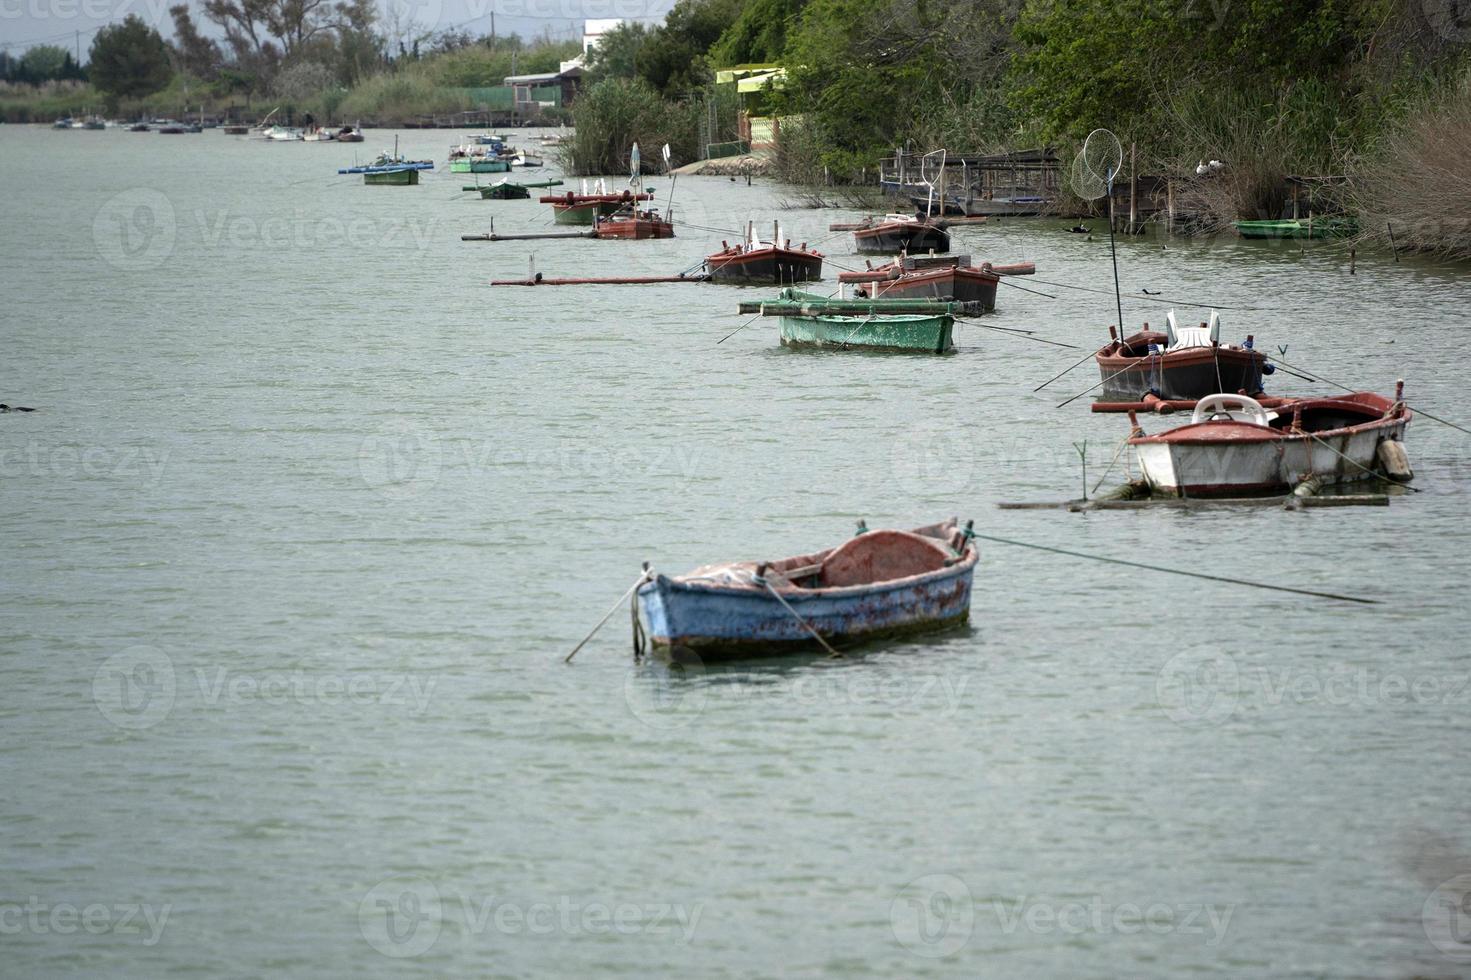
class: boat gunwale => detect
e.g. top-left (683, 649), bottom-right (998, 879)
top-left (1095, 343), bottom-right (1266, 371)
top-left (706, 245), bottom-right (825, 269)
top-left (1129, 395), bottom-right (1411, 446)
top-left (645, 544), bottom-right (979, 603)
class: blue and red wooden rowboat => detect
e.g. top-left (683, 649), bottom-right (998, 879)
top-left (637, 519), bottom-right (978, 662)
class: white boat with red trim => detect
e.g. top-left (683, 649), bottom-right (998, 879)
top-left (1128, 388), bottom-right (1413, 497)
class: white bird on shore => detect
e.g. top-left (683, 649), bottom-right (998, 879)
top-left (1208, 159), bottom-right (1225, 172)
top-left (1195, 160), bottom-right (1208, 176)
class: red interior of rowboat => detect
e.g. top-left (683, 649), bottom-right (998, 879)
top-left (817, 530), bottom-right (952, 587)
top-left (1103, 330), bottom-right (1168, 357)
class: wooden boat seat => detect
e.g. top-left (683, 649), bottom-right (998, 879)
top-left (902, 254), bottom-right (968, 271)
top-left (818, 530), bottom-right (951, 588)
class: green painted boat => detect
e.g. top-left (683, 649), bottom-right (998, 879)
top-left (780, 312), bottom-right (954, 353)
top-left (759, 290), bottom-right (956, 353)
top-left (480, 183), bottom-right (529, 199)
top-left (1234, 217), bottom-right (1357, 239)
top-left (552, 201), bottom-right (624, 225)
top-left (463, 178), bottom-right (563, 200)
top-left (450, 158), bottom-right (511, 174)
top-left (364, 168), bottom-right (418, 186)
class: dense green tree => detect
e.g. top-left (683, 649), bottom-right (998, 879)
top-left (779, 0), bottom-right (1020, 173)
top-left (585, 22), bottom-right (652, 81)
top-left (708, 0), bottom-right (808, 66)
top-left (88, 16), bottom-right (175, 105)
top-left (635, 0), bottom-right (745, 94)
top-left (17, 45), bottom-right (69, 82)
top-left (170, 4), bottom-right (225, 80)
top-left (1009, 0), bottom-right (1389, 144)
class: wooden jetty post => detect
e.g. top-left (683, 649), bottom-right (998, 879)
top-left (1128, 143), bottom-right (1137, 235)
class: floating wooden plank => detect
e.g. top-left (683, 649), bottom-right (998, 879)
top-left (461, 231), bottom-right (594, 242)
top-left (491, 274), bottom-right (710, 285)
top-left (738, 300), bottom-right (986, 317)
top-left (997, 494), bottom-right (1389, 511)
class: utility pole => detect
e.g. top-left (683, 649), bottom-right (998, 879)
top-left (74, 30), bottom-right (80, 64)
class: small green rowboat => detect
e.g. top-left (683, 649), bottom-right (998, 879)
top-left (1234, 216), bottom-right (1357, 239)
top-left (780, 311), bottom-right (954, 353)
top-left (463, 178), bottom-right (563, 200)
top-left (552, 201), bottom-right (625, 225)
top-left (482, 183), bottom-right (529, 199)
top-left (364, 168), bottom-right (418, 185)
top-left (743, 289), bottom-right (961, 354)
top-left (450, 158), bottom-right (511, 174)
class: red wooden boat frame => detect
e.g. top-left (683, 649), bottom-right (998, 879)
top-left (706, 242), bottom-right (824, 284)
top-left (838, 255), bottom-right (1031, 309)
top-left (1093, 326), bottom-right (1268, 404)
top-left (592, 207), bottom-right (674, 239)
top-left (850, 217), bottom-right (951, 255)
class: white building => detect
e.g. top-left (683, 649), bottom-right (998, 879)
top-left (582, 18), bottom-right (627, 55)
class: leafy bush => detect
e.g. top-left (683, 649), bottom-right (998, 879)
top-left (564, 78), bottom-right (700, 175)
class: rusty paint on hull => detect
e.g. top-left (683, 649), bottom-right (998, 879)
top-left (652, 607), bottom-right (971, 663)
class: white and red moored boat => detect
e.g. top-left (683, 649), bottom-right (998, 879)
top-left (838, 254), bottom-right (1035, 310)
top-left (1128, 387), bottom-right (1413, 497)
top-left (706, 222), bottom-right (823, 285)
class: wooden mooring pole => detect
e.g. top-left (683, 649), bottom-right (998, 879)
top-left (1128, 142), bottom-right (1137, 235)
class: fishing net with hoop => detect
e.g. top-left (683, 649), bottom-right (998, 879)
top-left (919, 149), bottom-right (947, 216)
top-left (1070, 128), bottom-right (1123, 201)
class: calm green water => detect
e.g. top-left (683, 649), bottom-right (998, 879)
top-left (4, 124), bottom-right (1471, 977)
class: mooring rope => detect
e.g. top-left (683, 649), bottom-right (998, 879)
top-left (715, 309), bottom-right (765, 345)
top-left (564, 565), bottom-right (653, 663)
top-left (1025, 276), bottom-right (1262, 311)
top-left (1056, 362), bottom-right (1138, 408)
top-left (1035, 347), bottom-right (1103, 392)
top-left (969, 531), bottom-right (1378, 604)
top-left (1297, 428), bottom-right (1422, 492)
top-left (1267, 354), bottom-right (1471, 438)
top-left (751, 572), bottom-right (839, 656)
top-left (1090, 431), bottom-right (1136, 495)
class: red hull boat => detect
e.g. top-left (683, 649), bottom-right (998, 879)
top-left (850, 216), bottom-right (951, 255)
top-left (1093, 313), bottom-right (1269, 406)
top-left (592, 207), bottom-right (674, 239)
top-left (707, 222), bottom-right (823, 284)
top-left (839, 255), bottom-right (1033, 310)
top-left (1128, 389), bottom-right (1413, 497)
